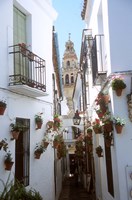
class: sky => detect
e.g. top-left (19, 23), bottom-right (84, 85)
top-left (52, 0), bottom-right (85, 64)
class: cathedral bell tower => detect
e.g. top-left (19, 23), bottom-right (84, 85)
top-left (62, 34), bottom-right (79, 115)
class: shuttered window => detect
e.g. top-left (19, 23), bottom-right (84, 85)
top-left (13, 7), bottom-right (28, 76)
top-left (15, 118), bottom-right (30, 186)
top-left (13, 7), bottom-right (26, 45)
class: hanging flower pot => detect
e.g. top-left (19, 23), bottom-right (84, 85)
top-left (11, 131), bottom-right (20, 140)
top-left (92, 119), bottom-right (102, 134)
top-left (34, 151), bottom-right (42, 159)
top-left (4, 151), bottom-right (14, 171)
top-left (0, 100), bottom-right (7, 115)
top-left (4, 161), bottom-right (14, 171)
top-left (115, 89), bottom-right (123, 96)
top-left (43, 141), bottom-right (49, 149)
top-left (115, 124), bottom-right (124, 134)
top-left (104, 134), bottom-right (113, 147)
top-left (87, 128), bottom-right (93, 138)
top-left (93, 126), bottom-right (102, 134)
top-left (95, 146), bottom-right (103, 157)
top-left (35, 113), bottom-right (43, 130)
top-left (36, 121), bottom-right (43, 130)
top-left (103, 120), bottom-right (113, 133)
top-left (34, 143), bottom-right (45, 159)
top-left (113, 116), bottom-right (126, 134)
top-left (102, 94), bottom-right (110, 104)
top-left (111, 76), bottom-right (126, 96)
top-left (10, 122), bottom-right (28, 140)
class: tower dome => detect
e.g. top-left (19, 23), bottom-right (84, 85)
top-left (62, 34), bottom-right (79, 112)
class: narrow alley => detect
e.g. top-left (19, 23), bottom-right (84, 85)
top-left (59, 176), bottom-right (96, 200)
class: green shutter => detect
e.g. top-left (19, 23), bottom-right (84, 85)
top-left (13, 7), bottom-right (26, 45)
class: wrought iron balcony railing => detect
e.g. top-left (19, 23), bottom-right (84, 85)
top-left (9, 44), bottom-right (46, 93)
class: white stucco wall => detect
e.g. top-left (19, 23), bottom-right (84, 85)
top-left (0, 1), bottom-right (63, 200)
top-left (84, 0), bottom-right (132, 200)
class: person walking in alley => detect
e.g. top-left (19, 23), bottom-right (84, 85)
top-left (74, 167), bottom-right (78, 187)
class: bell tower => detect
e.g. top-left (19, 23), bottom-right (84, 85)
top-left (62, 34), bottom-right (79, 115)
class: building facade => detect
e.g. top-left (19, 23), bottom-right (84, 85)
top-left (78, 0), bottom-right (132, 200)
top-left (0, 1), bottom-right (63, 199)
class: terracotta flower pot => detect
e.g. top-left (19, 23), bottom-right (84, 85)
top-left (93, 127), bottom-right (102, 134)
top-left (34, 151), bottom-right (42, 159)
top-left (11, 131), bottom-right (20, 140)
top-left (4, 161), bottom-right (14, 171)
top-left (53, 141), bottom-right (59, 149)
top-left (36, 121), bottom-right (42, 130)
top-left (115, 89), bottom-right (123, 96)
top-left (115, 124), bottom-right (124, 134)
top-left (96, 151), bottom-right (103, 157)
top-left (105, 138), bottom-right (112, 147)
top-left (103, 121), bottom-right (113, 133)
top-left (43, 141), bottom-right (49, 148)
top-left (0, 106), bottom-right (6, 115)
top-left (102, 94), bottom-right (110, 104)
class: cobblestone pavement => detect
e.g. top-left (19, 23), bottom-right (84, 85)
top-left (58, 176), bottom-right (96, 200)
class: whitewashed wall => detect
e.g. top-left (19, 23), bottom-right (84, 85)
top-left (0, 1), bottom-right (63, 200)
top-left (84, 0), bottom-right (132, 200)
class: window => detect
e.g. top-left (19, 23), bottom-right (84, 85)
top-left (13, 6), bottom-right (28, 76)
top-left (67, 61), bottom-right (70, 67)
top-left (65, 74), bottom-right (69, 85)
top-left (15, 118), bottom-right (30, 186)
top-left (71, 73), bottom-right (74, 83)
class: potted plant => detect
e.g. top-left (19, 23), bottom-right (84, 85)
top-left (95, 107), bottom-right (107, 119)
top-left (57, 143), bottom-right (67, 159)
top-left (113, 116), bottom-right (126, 134)
top-left (104, 133), bottom-right (113, 147)
top-left (53, 134), bottom-right (63, 149)
top-left (19, 43), bottom-right (27, 56)
top-left (4, 151), bottom-right (14, 170)
top-left (87, 139), bottom-right (93, 152)
top-left (111, 76), bottom-right (126, 96)
top-left (0, 100), bottom-right (7, 115)
top-left (10, 122), bottom-right (22, 140)
top-left (87, 128), bottom-right (93, 138)
top-left (42, 135), bottom-right (50, 149)
top-left (95, 145), bottom-right (103, 157)
top-left (102, 113), bottom-right (113, 133)
top-left (35, 113), bottom-right (43, 130)
top-left (0, 138), bottom-right (8, 151)
top-left (46, 120), bottom-right (54, 130)
top-left (28, 51), bottom-right (35, 61)
top-left (92, 119), bottom-right (102, 134)
top-left (53, 114), bottom-right (62, 130)
top-left (34, 143), bottom-right (45, 159)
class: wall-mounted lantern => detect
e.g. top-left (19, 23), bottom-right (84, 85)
top-left (73, 110), bottom-right (81, 125)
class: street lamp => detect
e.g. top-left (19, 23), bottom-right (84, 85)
top-left (73, 110), bottom-right (81, 125)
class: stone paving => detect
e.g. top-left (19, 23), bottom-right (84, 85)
top-left (58, 176), bottom-right (96, 200)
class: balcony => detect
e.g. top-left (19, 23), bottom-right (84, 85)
top-left (9, 44), bottom-right (47, 97)
top-left (90, 35), bottom-right (107, 85)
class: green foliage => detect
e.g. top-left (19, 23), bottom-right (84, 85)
top-left (5, 151), bottom-right (13, 162)
top-left (35, 143), bottom-right (45, 154)
top-left (113, 116), bottom-right (126, 126)
top-left (0, 139), bottom-right (8, 152)
top-left (35, 113), bottom-right (43, 123)
top-left (10, 122), bottom-right (28, 132)
top-left (0, 100), bottom-right (7, 107)
top-left (0, 177), bottom-right (43, 200)
top-left (111, 77), bottom-right (126, 90)
top-left (96, 145), bottom-right (103, 153)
